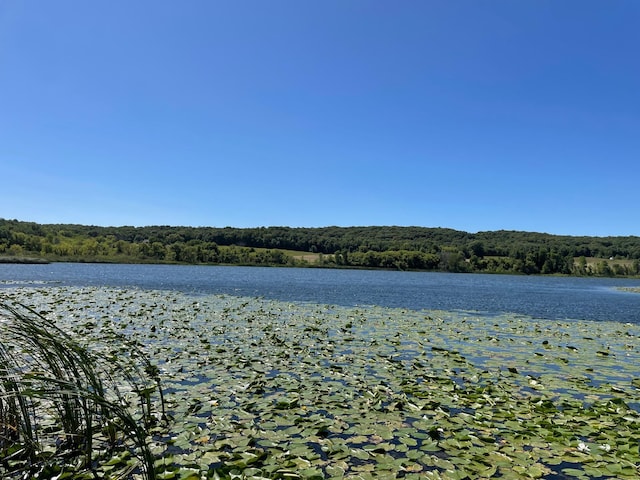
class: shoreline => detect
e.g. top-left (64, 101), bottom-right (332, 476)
top-left (0, 256), bottom-right (50, 264)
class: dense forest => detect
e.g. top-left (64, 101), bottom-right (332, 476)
top-left (1, 218), bottom-right (639, 276)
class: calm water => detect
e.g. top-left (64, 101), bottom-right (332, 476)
top-left (2, 263), bottom-right (640, 323)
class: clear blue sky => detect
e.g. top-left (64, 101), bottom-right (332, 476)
top-left (1, 1), bottom-right (638, 236)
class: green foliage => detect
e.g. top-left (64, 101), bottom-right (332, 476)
top-left (0, 300), bottom-right (162, 479)
top-left (10, 286), bottom-right (640, 479)
top-left (1, 219), bottom-right (640, 276)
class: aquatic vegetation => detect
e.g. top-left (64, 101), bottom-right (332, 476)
top-left (2, 286), bottom-right (640, 479)
top-left (0, 299), bottom-right (163, 479)
top-left (618, 286), bottom-right (640, 293)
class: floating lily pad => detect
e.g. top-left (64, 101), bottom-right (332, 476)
top-left (4, 286), bottom-right (640, 479)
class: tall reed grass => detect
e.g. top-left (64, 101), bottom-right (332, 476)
top-left (0, 300), bottom-right (163, 479)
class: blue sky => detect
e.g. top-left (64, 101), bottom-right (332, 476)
top-left (1, 1), bottom-right (638, 236)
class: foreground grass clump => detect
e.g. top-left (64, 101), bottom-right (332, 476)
top-left (0, 299), bottom-right (163, 480)
top-left (4, 286), bottom-right (640, 479)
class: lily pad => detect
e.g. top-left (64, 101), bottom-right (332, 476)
top-left (4, 286), bottom-right (640, 479)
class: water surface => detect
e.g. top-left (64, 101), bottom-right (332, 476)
top-left (1, 263), bottom-right (639, 323)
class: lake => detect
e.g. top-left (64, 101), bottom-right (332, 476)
top-left (2, 262), bottom-right (640, 323)
top-left (3, 264), bottom-right (640, 479)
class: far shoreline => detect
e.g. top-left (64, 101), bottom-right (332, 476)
top-left (0, 256), bottom-right (50, 265)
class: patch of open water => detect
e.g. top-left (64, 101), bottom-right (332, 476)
top-left (2, 263), bottom-right (640, 322)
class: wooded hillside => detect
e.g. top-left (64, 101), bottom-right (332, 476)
top-left (1, 219), bottom-right (639, 276)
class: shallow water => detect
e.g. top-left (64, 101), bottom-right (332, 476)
top-left (3, 286), bottom-right (639, 479)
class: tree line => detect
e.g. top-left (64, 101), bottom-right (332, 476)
top-left (1, 219), bottom-right (639, 276)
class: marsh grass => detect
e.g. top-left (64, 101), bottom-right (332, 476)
top-left (0, 300), bottom-right (162, 479)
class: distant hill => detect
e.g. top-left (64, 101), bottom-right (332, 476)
top-left (1, 219), bottom-right (639, 276)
